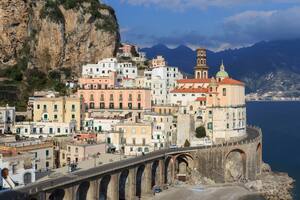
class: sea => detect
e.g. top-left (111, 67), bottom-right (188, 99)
top-left (247, 101), bottom-right (300, 199)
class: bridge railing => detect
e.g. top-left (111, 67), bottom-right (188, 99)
top-left (2, 126), bottom-right (262, 196)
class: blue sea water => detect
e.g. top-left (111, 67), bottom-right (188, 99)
top-left (247, 101), bottom-right (300, 199)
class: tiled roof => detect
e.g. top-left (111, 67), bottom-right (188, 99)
top-left (177, 78), bottom-right (211, 83)
top-left (170, 88), bottom-right (209, 93)
top-left (220, 78), bottom-right (244, 86)
top-left (195, 97), bottom-right (207, 101)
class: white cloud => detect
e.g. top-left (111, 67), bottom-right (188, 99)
top-left (223, 7), bottom-right (300, 43)
top-left (121, 0), bottom-right (300, 10)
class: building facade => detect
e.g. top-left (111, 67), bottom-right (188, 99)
top-left (32, 95), bottom-right (83, 130)
top-left (114, 122), bottom-right (153, 155)
top-left (14, 121), bottom-right (76, 138)
top-left (0, 105), bottom-right (15, 134)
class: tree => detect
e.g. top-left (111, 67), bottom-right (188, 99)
top-left (195, 126), bottom-right (206, 138)
top-left (184, 139), bottom-right (190, 147)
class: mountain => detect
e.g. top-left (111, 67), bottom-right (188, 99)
top-left (141, 39), bottom-right (300, 97)
top-left (0, 0), bottom-right (120, 110)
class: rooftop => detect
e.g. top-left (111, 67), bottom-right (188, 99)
top-left (171, 88), bottom-right (209, 93)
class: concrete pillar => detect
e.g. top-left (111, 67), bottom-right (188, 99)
top-left (126, 168), bottom-right (136, 200)
top-left (158, 160), bottom-right (165, 186)
top-left (142, 163), bottom-right (152, 196)
top-left (87, 180), bottom-right (99, 200)
top-left (107, 174), bottom-right (119, 200)
top-left (64, 186), bottom-right (77, 200)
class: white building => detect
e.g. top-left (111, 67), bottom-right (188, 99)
top-left (3, 140), bottom-right (54, 172)
top-left (143, 112), bottom-right (175, 149)
top-left (82, 58), bottom-right (138, 81)
top-left (151, 66), bottom-right (183, 105)
top-left (0, 105), bottom-right (16, 134)
top-left (83, 117), bottom-right (122, 132)
top-left (13, 121), bottom-right (76, 138)
top-left (0, 153), bottom-right (35, 186)
top-left (151, 56), bottom-right (166, 68)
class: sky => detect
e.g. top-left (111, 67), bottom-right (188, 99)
top-left (104, 0), bottom-right (300, 51)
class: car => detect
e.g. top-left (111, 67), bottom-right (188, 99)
top-left (154, 188), bottom-right (162, 193)
top-left (169, 145), bottom-right (178, 149)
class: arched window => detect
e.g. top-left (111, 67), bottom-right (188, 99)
top-left (23, 173), bottom-right (32, 185)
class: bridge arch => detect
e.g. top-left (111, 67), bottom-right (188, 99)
top-left (136, 165), bottom-right (145, 198)
top-left (76, 181), bottom-right (90, 200)
top-left (48, 189), bottom-right (65, 200)
top-left (99, 175), bottom-right (111, 200)
top-left (174, 154), bottom-right (194, 181)
top-left (256, 143), bottom-right (262, 175)
top-left (164, 156), bottom-right (174, 184)
top-left (151, 160), bottom-right (160, 187)
top-left (119, 169), bottom-right (129, 200)
top-left (225, 149), bottom-right (246, 182)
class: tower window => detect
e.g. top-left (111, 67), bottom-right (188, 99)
top-left (223, 88), bottom-right (227, 96)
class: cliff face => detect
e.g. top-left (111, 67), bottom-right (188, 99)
top-left (0, 0), bottom-right (120, 74)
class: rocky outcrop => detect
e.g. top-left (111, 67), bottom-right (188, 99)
top-left (0, 0), bottom-right (120, 74)
top-left (245, 163), bottom-right (295, 200)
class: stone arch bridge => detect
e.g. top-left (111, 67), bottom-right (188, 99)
top-left (1, 126), bottom-right (262, 200)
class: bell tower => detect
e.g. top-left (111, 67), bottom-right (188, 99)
top-left (194, 48), bottom-right (209, 79)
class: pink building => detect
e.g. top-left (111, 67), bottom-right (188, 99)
top-left (77, 88), bottom-right (151, 111)
top-left (79, 72), bottom-right (117, 89)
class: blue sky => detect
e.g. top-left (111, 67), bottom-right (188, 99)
top-left (105, 0), bottom-right (300, 51)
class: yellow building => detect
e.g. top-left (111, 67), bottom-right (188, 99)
top-left (114, 122), bottom-right (153, 155)
top-left (32, 95), bottom-right (83, 130)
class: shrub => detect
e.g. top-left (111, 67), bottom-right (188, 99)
top-left (40, 0), bottom-right (65, 24)
top-left (195, 126), bottom-right (206, 138)
top-left (184, 139), bottom-right (190, 147)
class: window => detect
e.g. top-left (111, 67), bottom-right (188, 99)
top-left (138, 103), bottom-right (141, 109)
top-left (100, 102), bottom-right (105, 109)
top-left (46, 150), bottom-right (49, 156)
top-left (40, 128), bottom-right (43, 133)
top-left (109, 103), bottom-right (114, 109)
top-left (46, 161), bottom-right (49, 168)
top-left (142, 138), bottom-right (146, 145)
top-left (43, 105), bottom-right (47, 110)
top-left (72, 114), bottom-right (75, 119)
top-left (75, 148), bottom-right (78, 153)
top-left (130, 147), bottom-right (133, 152)
top-left (49, 128), bottom-right (53, 134)
top-left (131, 128), bottom-right (136, 134)
top-left (72, 104), bottom-right (75, 111)
top-left (62, 153), bottom-right (65, 159)
top-left (89, 102), bottom-right (95, 109)
top-left (119, 103), bottom-right (123, 109)
top-left (12, 164), bottom-right (17, 174)
top-left (68, 147), bottom-right (71, 152)
top-left (57, 128), bottom-right (60, 133)
top-left (33, 128), bottom-right (36, 133)
top-left (223, 88), bottom-right (227, 96)
top-left (207, 122), bottom-right (213, 130)
top-left (54, 114), bottom-right (58, 120)
top-left (23, 173), bottom-right (32, 185)
top-left (35, 152), bottom-right (37, 158)
top-left (129, 94), bottom-right (132, 101)
top-left (43, 114), bottom-right (48, 120)
top-left (37, 104), bottom-right (40, 109)
top-left (132, 138), bottom-right (136, 145)
top-left (25, 128), bottom-right (28, 133)
top-left (128, 103), bottom-right (132, 109)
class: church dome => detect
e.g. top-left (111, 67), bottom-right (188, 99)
top-left (216, 61), bottom-right (229, 79)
